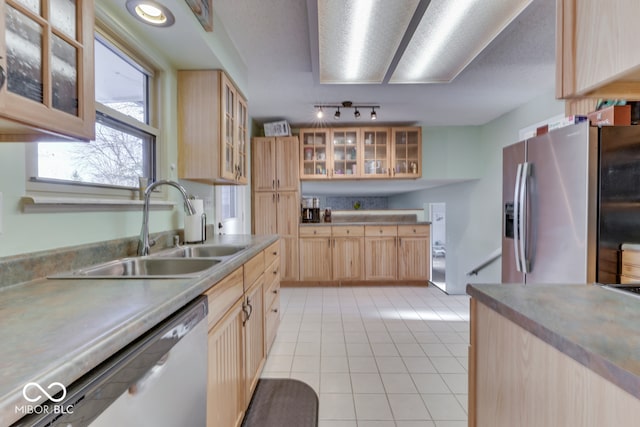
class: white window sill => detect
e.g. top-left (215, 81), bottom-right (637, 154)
top-left (21, 196), bottom-right (175, 213)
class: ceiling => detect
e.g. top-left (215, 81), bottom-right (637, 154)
top-left (99, 0), bottom-right (557, 195)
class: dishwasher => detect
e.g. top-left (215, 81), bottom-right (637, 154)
top-left (13, 296), bottom-right (208, 427)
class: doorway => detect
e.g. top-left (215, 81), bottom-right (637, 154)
top-left (429, 203), bottom-right (446, 291)
top-left (215, 185), bottom-right (246, 234)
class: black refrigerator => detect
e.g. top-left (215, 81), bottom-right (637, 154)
top-left (598, 126), bottom-right (640, 284)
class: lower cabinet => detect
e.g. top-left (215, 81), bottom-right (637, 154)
top-left (207, 298), bottom-right (245, 427)
top-left (298, 224), bottom-right (430, 284)
top-left (398, 225), bottom-right (430, 280)
top-left (204, 240), bottom-right (280, 427)
top-left (299, 227), bottom-right (332, 281)
top-left (244, 276), bottom-right (265, 402)
top-left (365, 226), bottom-right (398, 281)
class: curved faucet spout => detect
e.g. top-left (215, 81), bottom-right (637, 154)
top-left (138, 180), bottom-right (196, 256)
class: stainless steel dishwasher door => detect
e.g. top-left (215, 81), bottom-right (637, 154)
top-left (90, 305), bottom-right (208, 427)
top-left (13, 296), bottom-right (208, 427)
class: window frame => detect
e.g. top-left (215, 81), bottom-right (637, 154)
top-left (25, 25), bottom-right (161, 202)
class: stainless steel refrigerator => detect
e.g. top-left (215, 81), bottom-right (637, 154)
top-left (502, 122), bottom-right (598, 284)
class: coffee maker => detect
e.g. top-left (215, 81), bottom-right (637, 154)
top-left (301, 197), bottom-right (321, 223)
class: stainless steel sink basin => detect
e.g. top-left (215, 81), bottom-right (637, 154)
top-left (156, 245), bottom-right (247, 258)
top-left (51, 257), bottom-right (220, 279)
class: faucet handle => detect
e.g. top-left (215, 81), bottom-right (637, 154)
top-left (173, 235), bottom-right (181, 247)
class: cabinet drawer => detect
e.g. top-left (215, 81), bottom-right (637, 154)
top-left (264, 241), bottom-right (280, 267)
top-left (398, 225), bottom-right (430, 237)
top-left (265, 297), bottom-right (280, 352)
top-left (332, 225), bottom-right (364, 237)
top-left (364, 225), bottom-right (397, 237)
top-left (205, 267), bottom-right (244, 329)
top-left (265, 257), bottom-right (280, 286)
top-left (622, 250), bottom-right (640, 267)
top-left (244, 251), bottom-right (265, 291)
top-left (621, 263), bottom-right (640, 280)
top-left (264, 269), bottom-right (280, 310)
top-left (299, 226), bottom-right (332, 237)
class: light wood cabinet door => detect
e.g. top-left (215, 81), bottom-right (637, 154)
top-left (178, 70), bottom-right (247, 184)
top-left (0, 0), bottom-right (95, 142)
top-left (365, 237), bottom-right (397, 280)
top-left (398, 236), bottom-right (430, 281)
top-left (275, 136), bottom-right (300, 191)
top-left (333, 236), bottom-right (364, 280)
top-left (280, 236), bottom-right (299, 282)
top-left (300, 128), bottom-right (331, 179)
top-left (244, 276), bottom-right (264, 403)
top-left (392, 127), bottom-right (421, 178)
top-left (299, 236), bottom-right (332, 280)
top-left (330, 128), bottom-right (359, 179)
top-left (252, 192), bottom-right (277, 235)
top-left (276, 191), bottom-right (299, 237)
top-left (207, 299), bottom-right (245, 427)
top-left (362, 128), bottom-right (391, 178)
top-left (557, 0), bottom-right (640, 98)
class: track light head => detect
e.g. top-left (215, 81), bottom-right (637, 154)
top-left (334, 108), bottom-right (341, 120)
top-left (316, 108), bottom-right (324, 119)
top-left (370, 108), bottom-right (377, 120)
top-left (354, 108), bottom-right (361, 119)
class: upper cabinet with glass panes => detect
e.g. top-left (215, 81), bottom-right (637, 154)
top-left (177, 70), bottom-right (248, 185)
top-left (299, 126), bottom-right (421, 180)
top-left (0, 0), bottom-right (95, 142)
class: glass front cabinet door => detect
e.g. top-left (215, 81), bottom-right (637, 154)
top-left (392, 127), bottom-right (421, 178)
top-left (299, 128), bottom-right (330, 179)
top-left (330, 128), bottom-right (359, 179)
top-left (0, 0), bottom-right (95, 141)
top-left (362, 128), bottom-right (390, 178)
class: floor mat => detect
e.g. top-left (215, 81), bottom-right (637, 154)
top-left (242, 379), bottom-right (318, 427)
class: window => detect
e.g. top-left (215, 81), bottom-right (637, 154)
top-left (27, 33), bottom-right (157, 192)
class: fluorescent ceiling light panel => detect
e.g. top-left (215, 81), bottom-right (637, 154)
top-left (318, 0), bottom-right (419, 84)
top-left (390, 0), bottom-right (533, 83)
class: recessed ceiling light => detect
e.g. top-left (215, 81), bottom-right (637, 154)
top-left (126, 0), bottom-right (175, 27)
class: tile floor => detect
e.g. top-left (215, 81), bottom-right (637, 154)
top-left (261, 286), bottom-right (471, 427)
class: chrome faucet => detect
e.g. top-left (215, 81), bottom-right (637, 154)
top-left (138, 180), bottom-right (196, 256)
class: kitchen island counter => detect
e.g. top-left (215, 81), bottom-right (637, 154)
top-left (467, 283), bottom-right (640, 426)
top-left (0, 234), bottom-right (277, 426)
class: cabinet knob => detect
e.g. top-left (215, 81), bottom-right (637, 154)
top-left (347, 230), bottom-right (350, 234)
top-left (273, 269), bottom-right (278, 275)
top-left (313, 230), bottom-right (317, 235)
top-left (413, 229), bottom-right (416, 233)
top-left (272, 251), bottom-right (278, 255)
top-left (272, 289), bottom-right (278, 294)
top-left (272, 308), bottom-right (279, 313)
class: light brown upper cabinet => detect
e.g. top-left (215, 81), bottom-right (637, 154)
top-left (557, 0), bottom-right (640, 98)
top-left (253, 136), bottom-right (300, 191)
top-left (178, 70), bottom-right (248, 185)
top-left (300, 126), bottom-right (421, 180)
top-left (299, 128), bottom-right (331, 179)
top-left (391, 127), bottom-right (421, 178)
top-left (0, 0), bottom-right (95, 142)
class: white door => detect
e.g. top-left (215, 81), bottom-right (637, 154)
top-left (215, 186), bottom-right (245, 234)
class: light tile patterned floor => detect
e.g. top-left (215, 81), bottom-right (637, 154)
top-left (261, 286), bottom-right (470, 427)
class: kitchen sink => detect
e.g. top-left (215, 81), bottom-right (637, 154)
top-left (156, 245), bottom-right (247, 258)
top-left (51, 257), bottom-right (220, 279)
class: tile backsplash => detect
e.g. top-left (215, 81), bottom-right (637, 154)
top-left (324, 196), bottom-right (388, 210)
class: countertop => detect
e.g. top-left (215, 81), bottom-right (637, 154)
top-left (300, 221), bottom-right (431, 226)
top-left (0, 234), bottom-right (278, 426)
top-left (467, 283), bottom-right (640, 400)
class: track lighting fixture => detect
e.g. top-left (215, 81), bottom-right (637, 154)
top-left (314, 101), bottom-right (380, 121)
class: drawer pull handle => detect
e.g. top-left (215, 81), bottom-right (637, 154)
top-left (413, 229), bottom-right (416, 233)
top-left (313, 230), bottom-right (317, 235)
top-left (273, 251), bottom-right (278, 255)
top-left (347, 230), bottom-right (350, 234)
top-left (272, 289), bottom-right (278, 294)
top-left (272, 308), bottom-right (279, 313)
top-left (273, 269), bottom-right (278, 275)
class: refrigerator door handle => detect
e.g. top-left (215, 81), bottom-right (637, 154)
top-left (513, 163), bottom-right (523, 272)
top-left (519, 162), bottom-right (531, 273)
